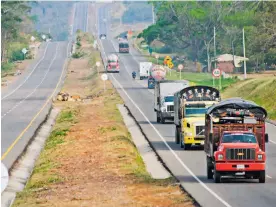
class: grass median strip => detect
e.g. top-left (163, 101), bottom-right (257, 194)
top-left (12, 32), bottom-right (195, 207)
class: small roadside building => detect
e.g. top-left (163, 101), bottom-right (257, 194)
top-left (214, 54), bottom-right (249, 73)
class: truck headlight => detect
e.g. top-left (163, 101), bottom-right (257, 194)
top-left (218, 154), bottom-right (224, 160)
top-left (257, 154), bottom-right (263, 160)
top-left (184, 132), bottom-right (192, 136)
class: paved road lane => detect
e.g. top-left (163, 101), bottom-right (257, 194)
top-left (97, 5), bottom-right (276, 207)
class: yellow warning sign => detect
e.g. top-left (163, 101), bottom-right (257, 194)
top-left (167, 61), bottom-right (174, 69)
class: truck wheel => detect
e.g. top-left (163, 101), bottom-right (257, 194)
top-left (140, 77), bottom-right (142, 80)
top-left (183, 144), bottom-right (191, 150)
top-left (157, 113), bottom-right (161, 123)
top-left (214, 167), bottom-right (221, 183)
top-left (180, 133), bottom-right (184, 148)
top-left (160, 116), bottom-right (165, 124)
top-left (175, 127), bottom-right (180, 144)
top-left (259, 171), bottom-right (266, 183)
top-left (206, 157), bottom-right (213, 179)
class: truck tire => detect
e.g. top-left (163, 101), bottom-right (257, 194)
top-left (259, 171), bottom-right (266, 183)
top-left (160, 115), bottom-right (165, 124)
top-left (175, 127), bottom-right (180, 144)
top-left (214, 167), bottom-right (221, 183)
top-left (183, 144), bottom-right (191, 150)
top-left (157, 113), bottom-right (161, 123)
top-left (140, 77), bottom-right (143, 80)
top-left (180, 133), bottom-right (184, 148)
top-left (206, 157), bottom-right (213, 179)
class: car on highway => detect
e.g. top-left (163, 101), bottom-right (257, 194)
top-left (100, 34), bottom-right (106, 39)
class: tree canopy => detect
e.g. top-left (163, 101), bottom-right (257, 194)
top-left (139, 1), bottom-right (276, 69)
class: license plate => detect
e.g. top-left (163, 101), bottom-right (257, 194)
top-left (200, 141), bottom-right (204, 145)
top-left (237, 164), bottom-right (245, 169)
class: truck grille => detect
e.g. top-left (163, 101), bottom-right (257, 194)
top-left (167, 105), bottom-right (174, 112)
top-left (226, 148), bottom-right (255, 160)
top-left (196, 126), bottom-right (205, 136)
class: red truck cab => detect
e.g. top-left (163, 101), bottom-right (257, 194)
top-left (204, 98), bottom-right (269, 183)
top-left (106, 54), bottom-right (120, 73)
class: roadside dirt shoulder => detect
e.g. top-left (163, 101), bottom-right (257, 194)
top-left (12, 32), bottom-right (195, 207)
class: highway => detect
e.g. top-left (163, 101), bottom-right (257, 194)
top-left (97, 5), bottom-right (276, 207)
top-left (1, 3), bottom-right (87, 170)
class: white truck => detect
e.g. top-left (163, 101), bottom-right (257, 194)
top-left (139, 62), bottom-right (152, 80)
top-left (154, 80), bottom-right (189, 123)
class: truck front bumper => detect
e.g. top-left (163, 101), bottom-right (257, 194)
top-left (161, 112), bottom-right (174, 119)
top-left (216, 162), bottom-right (265, 172)
top-left (184, 136), bottom-right (204, 145)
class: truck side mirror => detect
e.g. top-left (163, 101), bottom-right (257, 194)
top-left (157, 97), bottom-right (160, 104)
top-left (154, 109), bottom-right (157, 112)
top-left (265, 133), bottom-right (269, 143)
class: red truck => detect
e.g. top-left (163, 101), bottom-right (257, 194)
top-left (106, 54), bottom-right (119, 73)
top-left (204, 98), bottom-right (269, 183)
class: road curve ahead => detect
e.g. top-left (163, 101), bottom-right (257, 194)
top-left (97, 5), bottom-right (276, 207)
top-left (1, 42), bottom-right (69, 169)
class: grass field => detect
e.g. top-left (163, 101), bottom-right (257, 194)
top-left (223, 78), bottom-right (276, 120)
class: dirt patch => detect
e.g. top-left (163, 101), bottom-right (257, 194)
top-left (1, 60), bottom-right (32, 88)
top-left (12, 32), bottom-right (195, 207)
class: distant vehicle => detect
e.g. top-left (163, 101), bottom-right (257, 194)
top-left (100, 34), bottom-right (106, 39)
top-left (204, 98), bottom-right (269, 183)
top-left (106, 54), bottom-right (119, 73)
top-left (132, 71), bottom-right (136, 80)
top-left (154, 80), bottom-right (189, 124)
top-left (151, 65), bottom-right (166, 81)
top-left (119, 39), bottom-right (129, 53)
top-left (148, 77), bottom-right (155, 89)
top-left (174, 86), bottom-right (220, 149)
top-left (139, 62), bottom-right (152, 80)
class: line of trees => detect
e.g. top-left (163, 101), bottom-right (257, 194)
top-left (138, 1), bottom-right (276, 71)
top-left (1, 1), bottom-right (31, 63)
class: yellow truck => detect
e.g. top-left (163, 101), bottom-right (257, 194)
top-left (174, 86), bottom-right (220, 150)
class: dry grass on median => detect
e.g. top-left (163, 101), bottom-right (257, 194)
top-left (12, 32), bottom-right (195, 207)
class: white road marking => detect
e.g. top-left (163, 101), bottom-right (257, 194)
top-left (269, 140), bottom-right (276, 144)
top-left (1, 42), bottom-right (50, 100)
top-left (99, 39), bottom-right (232, 207)
top-left (1, 43), bottom-right (60, 119)
top-left (266, 175), bottom-right (272, 179)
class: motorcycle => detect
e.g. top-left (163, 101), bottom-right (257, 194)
top-left (132, 72), bottom-right (136, 80)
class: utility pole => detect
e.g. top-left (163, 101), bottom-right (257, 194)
top-left (213, 27), bottom-right (216, 88)
top-left (243, 28), bottom-right (247, 79)
top-left (152, 4), bottom-right (155, 24)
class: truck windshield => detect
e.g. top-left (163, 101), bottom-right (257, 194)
top-left (185, 108), bottom-right (207, 116)
top-left (222, 134), bottom-right (257, 143)
top-left (164, 96), bottom-right (174, 102)
top-left (119, 43), bottom-right (129, 48)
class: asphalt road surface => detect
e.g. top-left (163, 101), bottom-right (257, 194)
top-left (1, 3), bottom-right (88, 170)
top-left (97, 5), bottom-right (276, 207)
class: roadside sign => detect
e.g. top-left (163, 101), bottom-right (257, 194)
top-left (21, 48), bottom-right (28, 54)
top-left (212, 68), bottom-right (221, 78)
top-left (164, 56), bottom-right (172, 61)
top-left (168, 62), bottom-right (174, 69)
top-left (1, 162), bottom-right (9, 193)
top-left (101, 73), bottom-right (108, 81)
top-left (178, 64), bottom-right (184, 70)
